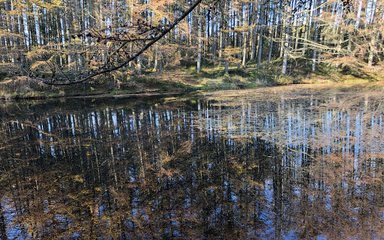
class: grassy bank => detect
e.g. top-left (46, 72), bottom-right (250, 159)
top-left (1, 61), bottom-right (383, 100)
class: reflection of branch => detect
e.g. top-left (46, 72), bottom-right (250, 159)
top-left (46, 0), bottom-right (203, 86)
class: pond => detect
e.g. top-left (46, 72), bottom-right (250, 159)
top-left (0, 86), bottom-right (383, 239)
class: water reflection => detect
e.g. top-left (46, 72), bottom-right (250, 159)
top-left (0, 94), bottom-right (383, 239)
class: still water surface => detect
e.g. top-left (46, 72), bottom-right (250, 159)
top-left (0, 89), bottom-right (383, 239)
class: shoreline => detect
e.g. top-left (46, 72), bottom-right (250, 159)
top-left (0, 69), bottom-right (381, 101)
top-left (0, 90), bottom-right (189, 101)
top-left (1, 81), bottom-right (381, 102)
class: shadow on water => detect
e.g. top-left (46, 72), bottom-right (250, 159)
top-left (0, 92), bottom-right (383, 239)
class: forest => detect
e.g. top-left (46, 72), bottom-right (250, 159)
top-left (0, 0), bottom-right (383, 98)
top-left (1, 1), bottom-right (384, 238)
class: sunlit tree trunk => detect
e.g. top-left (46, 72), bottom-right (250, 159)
top-left (242, 4), bottom-right (248, 67)
top-left (197, 5), bottom-right (202, 73)
top-left (368, 34), bottom-right (376, 67)
top-left (153, 44), bottom-right (158, 72)
top-left (281, 2), bottom-right (290, 75)
top-left (312, 0), bottom-right (320, 72)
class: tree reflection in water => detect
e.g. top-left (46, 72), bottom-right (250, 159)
top-left (0, 94), bottom-right (383, 239)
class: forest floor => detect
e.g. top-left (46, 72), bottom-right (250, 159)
top-left (0, 62), bottom-right (383, 100)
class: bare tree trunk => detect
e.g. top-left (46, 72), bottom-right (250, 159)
top-left (197, 5), bottom-right (202, 73)
top-left (355, 0), bottom-right (363, 29)
top-left (282, 33), bottom-right (289, 75)
top-left (282, 3), bottom-right (290, 75)
top-left (312, 29), bottom-right (318, 72)
top-left (368, 34), bottom-right (376, 67)
top-left (242, 4), bottom-right (248, 67)
top-left (218, 3), bottom-right (225, 64)
top-left (219, 15), bottom-right (224, 61)
top-left (137, 56), bottom-right (142, 74)
top-left (257, 0), bottom-right (265, 66)
top-left (268, 38), bottom-right (273, 63)
top-left (312, 0), bottom-right (319, 72)
top-left (279, 1), bottom-right (284, 58)
top-left (153, 44), bottom-right (158, 72)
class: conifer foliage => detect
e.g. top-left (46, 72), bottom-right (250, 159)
top-left (0, 0), bottom-right (383, 84)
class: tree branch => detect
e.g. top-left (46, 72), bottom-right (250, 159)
top-left (45, 0), bottom-right (203, 86)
